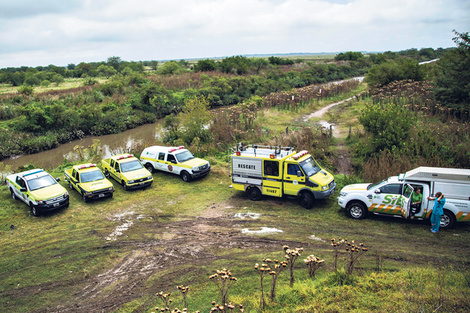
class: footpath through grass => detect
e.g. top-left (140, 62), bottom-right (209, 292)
top-left (1, 91), bottom-right (469, 312)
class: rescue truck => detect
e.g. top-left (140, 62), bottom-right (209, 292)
top-left (229, 144), bottom-right (335, 209)
top-left (101, 154), bottom-right (153, 190)
top-left (6, 169), bottom-right (69, 216)
top-left (337, 166), bottom-right (470, 229)
top-left (64, 163), bottom-right (114, 202)
top-left (140, 145), bottom-right (210, 182)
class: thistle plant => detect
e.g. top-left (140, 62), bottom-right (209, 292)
top-left (331, 238), bottom-right (347, 271)
top-left (209, 268), bottom-right (238, 311)
top-left (304, 255), bottom-right (325, 278)
top-left (155, 291), bottom-right (173, 312)
top-left (283, 245), bottom-right (303, 287)
top-left (254, 262), bottom-right (270, 308)
top-left (177, 285), bottom-right (190, 309)
top-left (345, 240), bottom-right (368, 275)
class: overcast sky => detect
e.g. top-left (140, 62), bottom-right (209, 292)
top-left (1, 0), bottom-right (469, 68)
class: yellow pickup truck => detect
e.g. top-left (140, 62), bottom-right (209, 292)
top-left (6, 169), bottom-right (69, 216)
top-left (64, 163), bottom-right (114, 202)
top-left (101, 154), bottom-right (153, 190)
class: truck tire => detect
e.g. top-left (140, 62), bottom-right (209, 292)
top-left (10, 188), bottom-right (16, 200)
top-left (104, 170), bottom-right (110, 178)
top-left (180, 171), bottom-right (191, 182)
top-left (30, 203), bottom-right (39, 216)
top-left (145, 163), bottom-right (154, 173)
top-left (69, 182), bottom-right (73, 190)
top-left (299, 192), bottom-right (314, 209)
top-left (122, 180), bottom-right (128, 191)
top-left (347, 202), bottom-right (367, 219)
top-left (82, 193), bottom-right (88, 203)
top-left (440, 210), bottom-right (456, 229)
top-left (247, 186), bottom-right (262, 201)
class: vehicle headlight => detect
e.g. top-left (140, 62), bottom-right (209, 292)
top-left (128, 180), bottom-right (135, 184)
top-left (339, 192), bottom-right (348, 197)
top-left (64, 192), bottom-right (69, 198)
top-left (108, 187), bottom-right (114, 191)
top-left (37, 200), bottom-right (45, 204)
top-left (322, 185), bottom-right (328, 191)
top-left (147, 176), bottom-right (152, 180)
top-left (192, 166), bottom-right (199, 172)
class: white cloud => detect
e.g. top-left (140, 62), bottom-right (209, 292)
top-left (0, 0), bottom-right (468, 67)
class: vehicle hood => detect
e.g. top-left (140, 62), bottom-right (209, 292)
top-left (123, 168), bottom-right (152, 180)
top-left (31, 184), bottom-right (66, 200)
top-left (81, 179), bottom-right (113, 192)
top-left (182, 158), bottom-right (209, 167)
top-left (310, 170), bottom-right (334, 185)
top-left (341, 183), bottom-right (370, 192)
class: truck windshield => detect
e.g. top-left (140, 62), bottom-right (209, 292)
top-left (120, 160), bottom-right (143, 172)
top-left (176, 151), bottom-right (195, 163)
top-left (300, 157), bottom-right (321, 177)
top-left (367, 178), bottom-right (388, 190)
top-left (81, 170), bottom-right (105, 183)
top-left (27, 175), bottom-right (57, 191)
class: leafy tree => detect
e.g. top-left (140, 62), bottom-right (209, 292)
top-left (434, 30), bottom-right (470, 108)
top-left (268, 56), bottom-right (294, 65)
top-left (251, 58), bottom-right (269, 73)
top-left (158, 61), bottom-right (185, 75)
top-left (365, 59), bottom-right (424, 87)
top-left (52, 73), bottom-right (65, 85)
top-left (107, 56), bottom-right (122, 71)
top-left (176, 96), bottom-right (213, 145)
top-left (98, 65), bottom-right (117, 78)
top-left (193, 59), bottom-right (217, 72)
top-left (335, 51), bottom-right (364, 61)
top-left (219, 56), bottom-right (251, 74)
top-left (359, 102), bottom-right (413, 152)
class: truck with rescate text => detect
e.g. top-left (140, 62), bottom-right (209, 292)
top-left (64, 163), bottom-right (114, 202)
top-left (337, 166), bottom-right (470, 229)
top-left (101, 154), bottom-right (153, 190)
top-left (229, 144), bottom-right (335, 209)
top-left (6, 169), bottom-right (69, 216)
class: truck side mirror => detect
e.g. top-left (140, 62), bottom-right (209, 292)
top-left (375, 189), bottom-right (381, 194)
top-left (56, 177), bottom-right (61, 182)
top-left (297, 170), bottom-right (302, 177)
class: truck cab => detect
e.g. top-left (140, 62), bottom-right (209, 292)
top-left (140, 146), bottom-right (210, 182)
top-left (6, 169), bottom-right (69, 216)
top-left (64, 163), bottom-right (114, 202)
top-left (230, 144), bottom-right (335, 209)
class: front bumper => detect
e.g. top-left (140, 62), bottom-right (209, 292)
top-left (313, 181), bottom-right (336, 200)
top-left (126, 179), bottom-right (153, 190)
top-left (191, 167), bottom-right (211, 178)
top-left (36, 197), bottom-right (69, 212)
top-left (83, 189), bottom-right (114, 201)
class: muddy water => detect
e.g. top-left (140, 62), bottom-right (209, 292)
top-left (4, 121), bottom-right (163, 171)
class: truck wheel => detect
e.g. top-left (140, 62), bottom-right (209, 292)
top-left (145, 163), bottom-right (154, 173)
top-left (299, 192), bottom-right (314, 209)
top-left (440, 210), bottom-right (456, 229)
top-left (247, 187), bottom-right (262, 201)
top-left (104, 170), bottom-right (110, 178)
top-left (347, 202), bottom-right (367, 219)
top-left (69, 182), bottom-right (73, 190)
top-left (180, 171), bottom-right (191, 182)
top-left (10, 188), bottom-right (16, 200)
top-left (30, 203), bottom-right (39, 216)
top-left (122, 181), bottom-right (128, 191)
top-left (82, 194), bottom-right (88, 203)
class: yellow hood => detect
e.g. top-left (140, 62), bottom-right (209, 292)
top-left (81, 179), bottom-right (113, 192)
top-left (123, 168), bottom-right (152, 180)
top-left (310, 170), bottom-right (334, 186)
top-left (31, 184), bottom-right (66, 201)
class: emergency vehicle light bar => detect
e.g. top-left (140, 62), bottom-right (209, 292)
top-left (118, 154), bottom-right (133, 159)
top-left (292, 150), bottom-right (308, 160)
top-left (78, 164), bottom-right (96, 170)
top-left (23, 169), bottom-right (44, 176)
top-left (169, 146), bottom-right (185, 153)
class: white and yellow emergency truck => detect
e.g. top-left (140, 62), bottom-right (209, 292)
top-left (229, 144), bottom-right (335, 209)
top-left (140, 146), bottom-right (210, 182)
top-left (337, 166), bottom-right (470, 229)
top-left (64, 163), bottom-right (114, 202)
top-left (6, 169), bottom-right (69, 216)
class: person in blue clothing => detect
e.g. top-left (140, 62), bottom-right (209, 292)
top-left (427, 192), bottom-right (445, 233)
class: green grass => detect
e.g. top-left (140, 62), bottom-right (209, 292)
top-left (1, 88), bottom-right (469, 312)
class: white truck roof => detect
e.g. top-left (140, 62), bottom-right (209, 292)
top-left (236, 146), bottom-right (294, 159)
top-left (401, 167), bottom-right (470, 183)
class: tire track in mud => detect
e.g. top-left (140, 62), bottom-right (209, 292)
top-left (53, 213), bottom-right (310, 313)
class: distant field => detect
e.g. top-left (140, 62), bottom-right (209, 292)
top-left (0, 78), bottom-right (108, 95)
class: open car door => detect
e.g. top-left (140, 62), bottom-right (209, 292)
top-left (400, 184), bottom-right (414, 219)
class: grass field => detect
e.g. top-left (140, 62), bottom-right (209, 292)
top-left (0, 91), bottom-right (469, 312)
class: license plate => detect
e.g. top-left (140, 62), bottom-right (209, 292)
top-left (99, 194), bottom-right (105, 198)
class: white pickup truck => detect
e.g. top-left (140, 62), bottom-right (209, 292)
top-left (6, 169), bottom-right (69, 216)
top-left (337, 167), bottom-right (470, 229)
